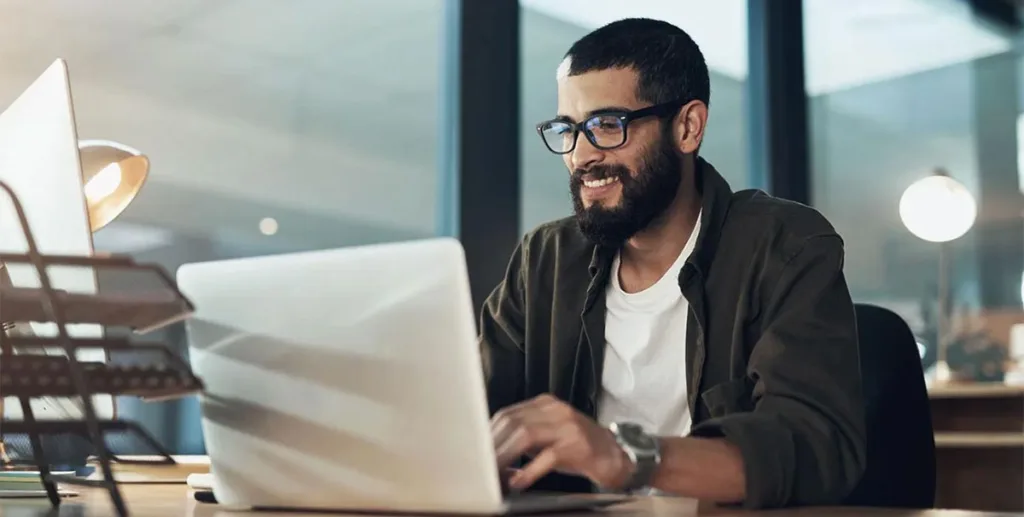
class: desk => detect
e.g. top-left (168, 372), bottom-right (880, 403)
top-left (930, 383), bottom-right (1024, 512)
top-left (0, 486), bottom-right (1016, 517)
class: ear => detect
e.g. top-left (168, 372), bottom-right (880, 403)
top-left (674, 100), bottom-right (708, 154)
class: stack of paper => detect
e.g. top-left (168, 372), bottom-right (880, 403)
top-left (0, 470), bottom-right (75, 497)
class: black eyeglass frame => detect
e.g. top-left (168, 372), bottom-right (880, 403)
top-left (535, 98), bottom-right (690, 155)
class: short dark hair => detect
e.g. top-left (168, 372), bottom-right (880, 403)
top-left (564, 18), bottom-right (710, 108)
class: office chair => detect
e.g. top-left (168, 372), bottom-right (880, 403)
top-left (845, 303), bottom-right (936, 508)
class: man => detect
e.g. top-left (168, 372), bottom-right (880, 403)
top-left (480, 18), bottom-right (865, 509)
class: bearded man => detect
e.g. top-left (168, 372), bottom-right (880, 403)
top-left (480, 18), bottom-right (865, 509)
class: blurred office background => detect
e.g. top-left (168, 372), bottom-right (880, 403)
top-left (0, 0), bottom-right (1021, 506)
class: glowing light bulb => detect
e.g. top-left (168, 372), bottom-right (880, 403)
top-left (84, 162), bottom-right (123, 204)
top-left (899, 174), bottom-right (976, 243)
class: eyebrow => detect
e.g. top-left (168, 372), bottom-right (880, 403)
top-left (555, 106), bottom-right (633, 122)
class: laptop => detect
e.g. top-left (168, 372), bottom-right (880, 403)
top-left (177, 238), bottom-right (630, 514)
top-left (0, 58), bottom-right (114, 423)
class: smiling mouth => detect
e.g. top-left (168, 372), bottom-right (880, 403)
top-left (582, 176), bottom-right (620, 188)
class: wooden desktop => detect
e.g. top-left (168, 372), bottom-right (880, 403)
top-left (0, 484), bottom-right (1016, 517)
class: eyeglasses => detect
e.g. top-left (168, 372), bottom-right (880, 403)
top-left (536, 98), bottom-right (688, 155)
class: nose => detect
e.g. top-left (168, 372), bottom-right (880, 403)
top-left (568, 132), bottom-right (603, 171)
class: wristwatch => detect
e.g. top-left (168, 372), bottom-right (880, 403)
top-left (609, 422), bottom-right (661, 492)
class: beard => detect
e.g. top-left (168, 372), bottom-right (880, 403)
top-left (569, 134), bottom-right (683, 248)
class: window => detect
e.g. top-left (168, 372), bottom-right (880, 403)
top-left (805, 0), bottom-right (1021, 381)
top-left (0, 0), bottom-right (446, 454)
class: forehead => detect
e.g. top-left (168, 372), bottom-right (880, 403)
top-left (556, 65), bottom-right (643, 118)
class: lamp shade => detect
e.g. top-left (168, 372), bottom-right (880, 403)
top-left (898, 171), bottom-right (976, 243)
top-left (79, 139), bottom-right (149, 232)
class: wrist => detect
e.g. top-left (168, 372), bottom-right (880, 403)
top-left (608, 433), bottom-right (636, 490)
top-left (607, 422), bottom-right (660, 492)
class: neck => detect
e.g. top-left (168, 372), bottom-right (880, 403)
top-left (620, 176), bottom-right (701, 276)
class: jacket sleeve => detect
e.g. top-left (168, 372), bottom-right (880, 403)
top-left (479, 238), bottom-right (528, 416)
top-left (690, 234), bottom-right (867, 508)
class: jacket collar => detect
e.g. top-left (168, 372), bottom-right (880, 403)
top-left (587, 156), bottom-right (733, 278)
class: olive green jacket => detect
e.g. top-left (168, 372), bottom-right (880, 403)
top-left (479, 158), bottom-right (866, 508)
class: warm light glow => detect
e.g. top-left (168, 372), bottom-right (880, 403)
top-left (259, 217), bottom-right (278, 236)
top-left (899, 175), bottom-right (976, 243)
top-left (83, 162), bottom-right (122, 204)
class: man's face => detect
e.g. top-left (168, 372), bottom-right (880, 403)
top-left (556, 67), bottom-right (683, 247)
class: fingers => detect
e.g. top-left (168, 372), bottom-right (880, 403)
top-left (491, 394), bottom-right (584, 488)
top-left (494, 425), bottom-right (527, 467)
top-left (499, 467), bottom-right (521, 495)
top-left (494, 420), bottom-right (560, 467)
top-left (509, 447), bottom-right (559, 491)
top-left (491, 395), bottom-right (564, 431)
top-left (491, 416), bottom-right (519, 455)
top-left (491, 395), bottom-right (569, 468)
top-left (490, 394), bottom-right (628, 493)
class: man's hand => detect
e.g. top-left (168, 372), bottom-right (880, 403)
top-left (491, 394), bottom-right (634, 491)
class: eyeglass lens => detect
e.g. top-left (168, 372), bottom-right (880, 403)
top-left (540, 115), bottom-right (626, 153)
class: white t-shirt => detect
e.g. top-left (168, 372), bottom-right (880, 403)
top-left (597, 211), bottom-right (702, 437)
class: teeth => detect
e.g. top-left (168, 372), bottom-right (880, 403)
top-left (583, 176), bottom-right (619, 188)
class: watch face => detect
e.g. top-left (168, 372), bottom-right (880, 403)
top-left (634, 433), bottom-right (658, 450)
top-left (617, 422), bottom-right (658, 452)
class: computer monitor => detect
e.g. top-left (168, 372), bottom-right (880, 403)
top-left (0, 58), bottom-right (114, 421)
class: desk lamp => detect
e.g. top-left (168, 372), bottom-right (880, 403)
top-left (78, 139), bottom-right (149, 232)
top-left (898, 168), bottom-right (976, 384)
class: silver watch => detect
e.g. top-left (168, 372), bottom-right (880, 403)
top-left (609, 422), bottom-right (661, 492)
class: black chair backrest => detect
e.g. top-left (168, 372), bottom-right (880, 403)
top-left (845, 303), bottom-right (936, 507)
